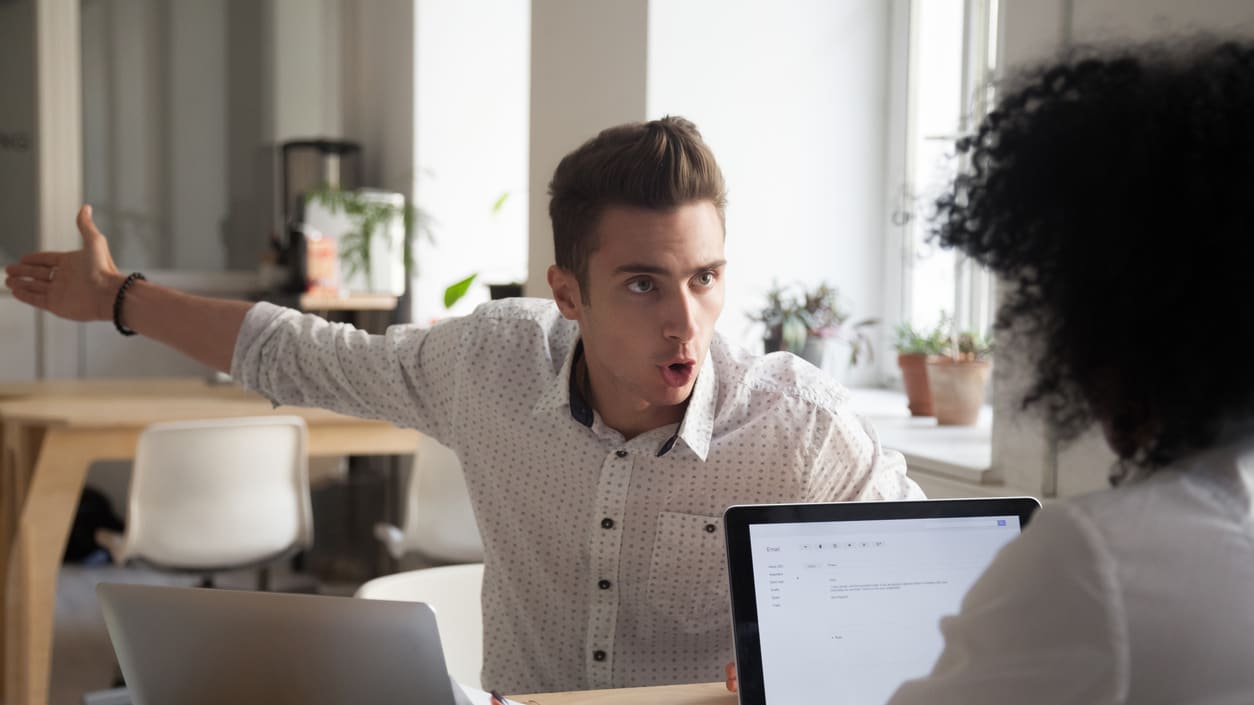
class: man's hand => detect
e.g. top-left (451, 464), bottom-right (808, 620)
top-left (4, 205), bottom-right (124, 322)
top-left (725, 661), bottom-right (737, 693)
top-left (5, 204), bottom-right (253, 373)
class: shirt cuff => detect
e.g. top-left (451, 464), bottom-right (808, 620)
top-left (229, 301), bottom-right (294, 389)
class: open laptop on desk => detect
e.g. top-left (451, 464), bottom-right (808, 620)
top-left (724, 497), bottom-right (1039, 705)
top-left (97, 583), bottom-right (497, 705)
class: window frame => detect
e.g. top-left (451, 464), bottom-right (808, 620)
top-left (879, 0), bottom-right (1000, 385)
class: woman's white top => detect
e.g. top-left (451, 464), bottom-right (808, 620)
top-left (889, 435), bottom-right (1254, 705)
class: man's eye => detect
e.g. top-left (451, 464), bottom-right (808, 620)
top-left (627, 278), bottom-right (654, 294)
top-left (695, 271), bottom-right (717, 287)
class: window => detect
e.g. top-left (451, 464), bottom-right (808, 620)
top-left (886, 0), bottom-right (1000, 372)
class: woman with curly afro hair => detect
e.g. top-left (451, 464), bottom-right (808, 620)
top-left (885, 39), bottom-right (1254, 705)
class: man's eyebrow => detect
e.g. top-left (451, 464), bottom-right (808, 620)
top-left (612, 259), bottom-right (728, 276)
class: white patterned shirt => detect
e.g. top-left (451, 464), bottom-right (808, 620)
top-left (888, 433), bottom-right (1254, 705)
top-left (231, 298), bottom-right (922, 693)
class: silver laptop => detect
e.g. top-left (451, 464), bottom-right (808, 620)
top-left (724, 497), bottom-right (1040, 705)
top-left (97, 583), bottom-right (470, 705)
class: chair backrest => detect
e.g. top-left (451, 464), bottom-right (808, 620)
top-left (118, 416), bottom-right (313, 569)
top-left (396, 437), bottom-right (483, 563)
top-left (355, 563), bottom-right (485, 689)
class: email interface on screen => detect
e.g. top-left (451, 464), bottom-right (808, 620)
top-left (748, 516), bottom-right (1021, 704)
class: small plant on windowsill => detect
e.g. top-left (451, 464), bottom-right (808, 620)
top-left (749, 281), bottom-right (878, 379)
top-left (894, 315), bottom-right (951, 417)
top-left (748, 281), bottom-right (807, 355)
top-left (926, 329), bottom-right (995, 426)
top-left (799, 282), bottom-right (879, 369)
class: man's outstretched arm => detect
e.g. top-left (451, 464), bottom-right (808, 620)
top-left (3, 205), bottom-right (251, 373)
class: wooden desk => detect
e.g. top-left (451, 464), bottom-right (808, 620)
top-left (0, 379), bottom-right (420, 705)
top-left (515, 682), bottom-right (734, 705)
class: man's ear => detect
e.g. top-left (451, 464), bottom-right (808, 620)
top-left (547, 265), bottom-right (584, 321)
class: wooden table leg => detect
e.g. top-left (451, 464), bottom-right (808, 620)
top-left (0, 418), bottom-right (13, 698)
top-left (0, 420), bottom-right (42, 699)
top-left (4, 427), bottom-right (137, 705)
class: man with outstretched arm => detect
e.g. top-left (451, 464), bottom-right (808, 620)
top-left (6, 116), bottom-right (921, 694)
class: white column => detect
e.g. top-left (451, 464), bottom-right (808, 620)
top-left (525, 0), bottom-right (650, 297)
top-left (35, 0), bottom-right (85, 378)
top-left (341, 0), bottom-right (415, 196)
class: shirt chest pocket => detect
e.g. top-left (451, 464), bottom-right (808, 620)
top-left (645, 511), bottom-right (730, 634)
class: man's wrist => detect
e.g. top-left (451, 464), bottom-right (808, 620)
top-left (97, 271), bottom-right (128, 322)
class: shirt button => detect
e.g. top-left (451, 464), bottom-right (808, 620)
top-left (593, 649), bottom-right (607, 662)
top-left (615, 450), bottom-right (628, 458)
top-left (705, 523), bottom-right (717, 533)
top-left (598, 579), bottom-right (612, 590)
top-left (601, 517), bottom-right (615, 529)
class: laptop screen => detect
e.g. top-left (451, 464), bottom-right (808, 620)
top-left (724, 498), bottom-right (1039, 705)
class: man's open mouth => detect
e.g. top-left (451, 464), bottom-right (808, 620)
top-left (660, 361), bottom-right (696, 388)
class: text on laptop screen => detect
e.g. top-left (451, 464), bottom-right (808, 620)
top-left (748, 515), bottom-right (1021, 704)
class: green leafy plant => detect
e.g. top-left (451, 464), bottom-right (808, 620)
top-left (749, 281), bottom-right (878, 364)
top-left (895, 313), bottom-right (993, 361)
top-left (748, 281), bottom-right (809, 354)
top-left (307, 185), bottom-right (435, 284)
top-left (894, 314), bottom-right (951, 356)
top-left (443, 273), bottom-right (478, 308)
top-left (950, 330), bottom-right (994, 361)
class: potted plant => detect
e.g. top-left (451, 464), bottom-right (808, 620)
top-left (749, 281), bottom-right (877, 379)
top-left (305, 186), bottom-right (434, 296)
top-left (748, 281), bottom-right (809, 355)
top-left (893, 316), bottom-right (950, 416)
top-left (925, 330), bottom-right (994, 426)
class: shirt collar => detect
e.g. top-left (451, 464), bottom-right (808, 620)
top-left (567, 342), bottom-right (594, 427)
top-left (531, 335), bottom-right (718, 461)
top-left (531, 335), bottom-right (585, 422)
top-left (669, 351), bottom-right (716, 461)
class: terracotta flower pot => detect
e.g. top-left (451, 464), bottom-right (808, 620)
top-left (897, 353), bottom-right (934, 416)
top-left (925, 357), bottom-right (992, 426)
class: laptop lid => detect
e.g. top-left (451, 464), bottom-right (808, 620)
top-left (97, 583), bottom-right (461, 705)
top-left (724, 497), bottom-right (1040, 705)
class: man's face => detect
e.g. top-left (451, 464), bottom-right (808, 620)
top-left (548, 200), bottom-right (726, 435)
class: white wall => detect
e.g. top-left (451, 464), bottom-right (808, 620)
top-left (1072, 0), bottom-right (1254, 42)
top-left (522, 0), bottom-right (893, 388)
top-left (168, 1), bottom-right (229, 270)
top-left (341, 0), bottom-right (415, 196)
top-left (411, 0), bottom-right (530, 324)
top-left (70, 0), bottom-right (350, 377)
top-left (647, 0), bottom-right (891, 376)
top-left (273, 0), bottom-right (344, 142)
top-left (80, 0), bottom-right (348, 276)
top-left (81, 0), bottom-right (168, 270)
top-left (526, 0), bottom-right (650, 299)
top-left (992, 0), bottom-right (1254, 498)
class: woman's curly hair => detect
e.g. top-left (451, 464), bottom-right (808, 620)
top-left (934, 39), bottom-right (1254, 470)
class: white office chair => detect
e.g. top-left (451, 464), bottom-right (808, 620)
top-left (355, 563), bottom-right (486, 688)
top-left (373, 436), bottom-right (484, 564)
top-left (95, 416), bottom-right (314, 589)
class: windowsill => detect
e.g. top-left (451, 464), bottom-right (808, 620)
top-left (845, 387), bottom-right (993, 485)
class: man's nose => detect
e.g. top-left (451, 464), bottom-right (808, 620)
top-left (663, 290), bottom-right (699, 343)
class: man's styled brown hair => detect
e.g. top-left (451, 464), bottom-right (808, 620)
top-left (548, 116), bottom-right (727, 292)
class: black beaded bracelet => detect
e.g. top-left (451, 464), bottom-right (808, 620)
top-left (112, 272), bottom-right (147, 336)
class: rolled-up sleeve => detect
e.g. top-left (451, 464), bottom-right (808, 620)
top-left (805, 409), bottom-right (925, 501)
top-left (230, 302), bottom-right (466, 439)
